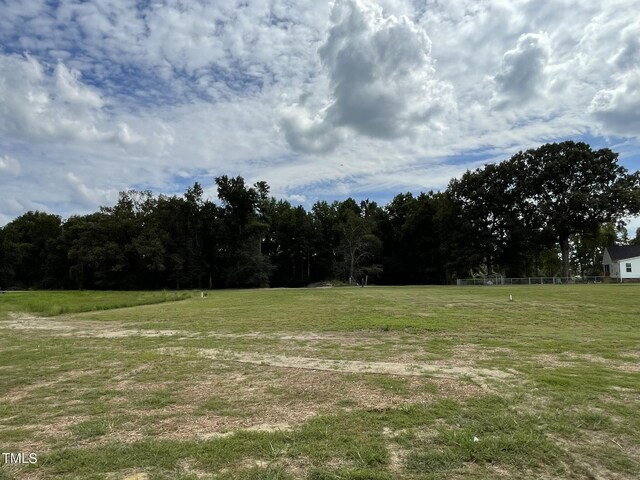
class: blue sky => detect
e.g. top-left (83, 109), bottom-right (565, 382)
top-left (1, 0), bottom-right (640, 232)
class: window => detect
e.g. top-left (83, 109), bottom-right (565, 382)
top-left (626, 263), bottom-right (632, 273)
top-left (604, 264), bottom-right (610, 274)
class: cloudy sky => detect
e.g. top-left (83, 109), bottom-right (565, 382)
top-left (1, 0), bottom-right (640, 230)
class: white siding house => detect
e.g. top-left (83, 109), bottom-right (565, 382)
top-left (603, 246), bottom-right (640, 281)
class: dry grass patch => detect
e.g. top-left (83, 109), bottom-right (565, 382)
top-left (164, 346), bottom-right (514, 384)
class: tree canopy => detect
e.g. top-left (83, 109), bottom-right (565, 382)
top-left (1, 141), bottom-right (638, 289)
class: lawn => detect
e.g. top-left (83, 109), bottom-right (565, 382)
top-left (0, 286), bottom-right (638, 479)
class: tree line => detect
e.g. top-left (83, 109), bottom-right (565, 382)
top-left (2, 141), bottom-right (639, 290)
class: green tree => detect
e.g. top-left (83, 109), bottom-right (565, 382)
top-left (64, 213), bottom-right (119, 289)
top-left (571, 223), bottom-right (618, 276)
top-left (448, 161), bottom-right (541, 277)
top-left (263, 200), bottom-right (314, 286)
top-left (336, 202), bottom-right (382, 284)
top-left (512, 141), bottom-right (640, 277)
top-left (215, 176), bottom-right (272, 287)
top-left (309, 200), bottom-right (341, 281)
top-left (379, 192), bottom-right (448, 284)
top-left (0, 211), bottom-right (62, 288)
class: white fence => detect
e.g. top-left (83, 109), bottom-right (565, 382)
top-left (456, 276), bottom-right (604, 286)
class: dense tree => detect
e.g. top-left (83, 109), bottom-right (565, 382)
top-left (448, 161), bottom-right (541, 277)
top-left (402, 193), bottom-right (448, 283)
top-left (215, 176), bottom-right (272, 288)
top-left (0, 211), bottom-right (62, 288)
top-left (2, 141), bottom-right (638, 289)
top-left (309, 200), bottom-right (341, 281)
top-left (571, 223), bottom-right (618, 276)
top-left (336, 207), bottom-right (382, 284)
top-left (64, 213), bottom-right (117, 289)
top-left (378, 192), bottom-right (418, 284)
top-left (263, 200), bottom-right (314, 287)
top-left (378, 192), bottom-right (450, 284)
top-left (449, 141), bottom-right (640, 278)
top-left (511, 141), bottom-right (640, 277)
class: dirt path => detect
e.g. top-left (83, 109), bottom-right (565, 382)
top-left (3, 313), bottom-right (192, 338)
top-left (3, 313), bottom-right (636, 378)
top-left (2, 313), bottom-right (516, 385)
top-left (160, 346), bottom-right (514, 383)
top-left (1, 314), bottom-right (382, 342)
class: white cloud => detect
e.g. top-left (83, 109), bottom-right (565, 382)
top-left (493, 32), bottom-right (551, 107)
top-left (54, 62), bottom-right (103, 110)
top-left (587, 18), bottom-right (640, 137)
top-left (287, 194), bottom-right (307, 204)
top-left (0, 53), bottom-right (137, 146)
top-left (0, 154), bottom-right (21, 175)
top-left (610, 22), bottom-right (640, 69)
top-left (4, 198), bottom-right (28, 215)
top-left (65, 172), bottom-right (119, 208)
top-left (589, 71), bottom-right (640, 136)
top-left (0, 0), bottom-right (640, 227)
top-left (282, 0), bottom-right (454, 152)
top-left (0, 195), bottom-right (49, 220)
top-left (280, 104), bottom-right (346, 153)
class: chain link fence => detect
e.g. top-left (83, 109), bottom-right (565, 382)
top-left (456, 276), bottom-right (606, 286)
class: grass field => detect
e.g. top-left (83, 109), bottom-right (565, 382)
top-left (0, 286), bottom-right (639, 479)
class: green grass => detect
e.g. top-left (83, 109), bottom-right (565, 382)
top-left (136, 391), bottom-right (179, 409)
top-left (1, 285), bottom-right (639, 479)
top-left (0, 290), bottom-right (192, 318)
top-left (358, 375), bottom-right (412, 395)
top-left (70, 418), bottom-right (114, 440)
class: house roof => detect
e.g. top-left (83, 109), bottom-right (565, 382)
top-left (606, 245), bottom-right (640, 261)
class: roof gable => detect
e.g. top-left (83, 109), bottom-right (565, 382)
top-left (605, 245), bottom-right (640, 261)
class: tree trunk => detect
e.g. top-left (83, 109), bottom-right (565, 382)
top-left (350, 251), bottom-right (355, 284)
top-left (560, 236), bottom-right (570, 278)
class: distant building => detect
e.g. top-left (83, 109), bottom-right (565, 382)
top-left (602, 246), bottom-right (640, 282)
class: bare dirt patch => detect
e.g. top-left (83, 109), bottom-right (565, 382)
top-left (112, 473), bottom-right (148, 480)
top-left (163, 347), bottom-right (514, 384)
top-left (451, 343), bottom-right (513, 360)
top-left (2, 313), bottom-right (507, 450)
top-left (78, 363), bottom-right (483, 445)
top-left (3, 314), bottom-right (194, 339)
top-left (552, 434), bottom-right (639, 480)
top-left (2, 313), bottom-right (419, 346)
top-left (1, 415), bottom-right (86, 452)
top-left (1, 369), bottom-right (100, 402)
top-left (125, 371), bottom-right (383, 440)
top-left (531, 352), bottom-right (640, 373)
top-left (382, 427), bottom-right (408, 473)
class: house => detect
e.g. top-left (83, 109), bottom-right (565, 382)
top-left (602, 245), bottom-right (640, 282)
